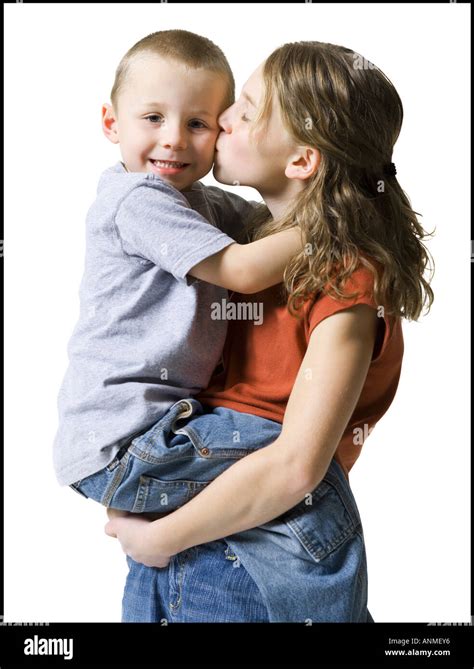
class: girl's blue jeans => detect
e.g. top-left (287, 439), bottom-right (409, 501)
top-left (70, 398), bottom-right (374, 623)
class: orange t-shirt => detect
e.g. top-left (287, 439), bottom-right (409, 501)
top-left (197, 266), bottom-right (404, 481)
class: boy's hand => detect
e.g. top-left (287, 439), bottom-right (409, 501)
top-left (104, 509), bottom-right (174, 568)
top-left (106, 507), bottom-right (131, 521)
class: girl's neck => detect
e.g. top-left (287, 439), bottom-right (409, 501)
top-left (260, 180), bottom-right (305, 220)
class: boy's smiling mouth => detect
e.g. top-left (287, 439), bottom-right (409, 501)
top-left (149, 159), bottom-right (190, 175)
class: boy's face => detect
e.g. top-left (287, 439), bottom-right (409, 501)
top-left (102, 54), bottom-right (229, 191)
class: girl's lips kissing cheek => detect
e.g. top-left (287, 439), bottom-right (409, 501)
top-left (149, 159), bottom-right (190, 175)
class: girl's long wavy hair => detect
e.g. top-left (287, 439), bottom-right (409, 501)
top-left (248, 41), bottom-right (434, 321)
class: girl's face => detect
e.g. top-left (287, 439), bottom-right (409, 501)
top-left (213, 64), bottom-right (298, 197)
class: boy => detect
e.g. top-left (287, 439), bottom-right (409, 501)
top-left (53, 30), bottom-right (301, 491)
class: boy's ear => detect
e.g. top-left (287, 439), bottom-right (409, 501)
top-left (285, 146), bottom-right (320, 181)
top-left (102, 103), bottom-right (120, 144)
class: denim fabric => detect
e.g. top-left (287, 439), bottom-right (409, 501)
top-left (122, 543), bottom-right (270, 622)
top-left (70, 398), bottom-right (373, 622)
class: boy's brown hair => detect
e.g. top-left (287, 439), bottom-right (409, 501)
top-left (110, 29), bottom-right (235, 113)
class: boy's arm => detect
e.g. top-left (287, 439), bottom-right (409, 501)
top-left (188, 227), bottom-right (302, 294)
top-left (186, 183), bottom-right (302, 294)
top-left (115, 180), bottom-right (299, 293)
top-left (186, 185), bottom-right (298, 294)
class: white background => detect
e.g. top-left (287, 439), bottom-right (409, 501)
top-left (4, 3), bottom-right (470, 622)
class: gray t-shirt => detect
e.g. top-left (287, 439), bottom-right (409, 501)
top-left (53, 161), bottom-right (256, 486)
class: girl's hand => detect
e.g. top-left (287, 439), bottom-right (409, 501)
top-left (104, 510), bottom-right (173, 568)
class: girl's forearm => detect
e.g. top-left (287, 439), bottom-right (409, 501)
top-left (150, 441), bottom-right (316, 557)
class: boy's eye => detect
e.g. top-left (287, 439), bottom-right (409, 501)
top-left (144, 115), bottom-right (208, 129)
top-left (145, 114), bottom-right (163, 124)
top-left (188, 119), bottom-right (208, 129)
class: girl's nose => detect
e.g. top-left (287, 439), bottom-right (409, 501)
top-left (218, 106), bottom-right (233, 133)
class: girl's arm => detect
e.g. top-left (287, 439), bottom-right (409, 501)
top-left (106, 303), bottom-right (379, 563)
top-left (188, 227), bottom-right (302, 294)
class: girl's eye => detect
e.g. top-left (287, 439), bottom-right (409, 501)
top-left (241, 113), bottom-right (251, 122)
top-left (145, 115), bottom-right (163, 124)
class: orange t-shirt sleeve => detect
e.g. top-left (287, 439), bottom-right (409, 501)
top-left (306, 266), bottom-right (393, 362)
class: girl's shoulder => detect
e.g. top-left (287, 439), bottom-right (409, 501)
top-left (304, 256), bottom-right (392, 330)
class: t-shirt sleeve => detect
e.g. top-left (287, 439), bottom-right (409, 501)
top-left (306, 266), bottom-right (393, 362)
top-left (114, 178), bottom-right (237, 283)
top-left (202, 186), bottom-right (260, 244)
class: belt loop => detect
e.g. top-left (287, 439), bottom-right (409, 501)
top-left (170, 398), bottom-right (203, 434)
top-left (177, 398), bottom-right (204, 418)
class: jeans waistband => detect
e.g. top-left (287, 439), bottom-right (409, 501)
top-left (131, 397), bottom-right (204, 449)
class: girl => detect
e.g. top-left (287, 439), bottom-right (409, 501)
top-left (105, 40), bottom-right (434, 622)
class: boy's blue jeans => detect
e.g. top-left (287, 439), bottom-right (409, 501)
top-left (70, 398), bottom-right (373, 622)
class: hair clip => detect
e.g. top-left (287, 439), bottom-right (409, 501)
top-left (383, 162), bottom-right (397, 177)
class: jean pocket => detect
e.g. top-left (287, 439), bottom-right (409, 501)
top-left (69, 481), bottom-right (89, 499)
top-left (132, 475), bottom-right (209, 513)
top-left (282, 476), bottom-right (361, 563)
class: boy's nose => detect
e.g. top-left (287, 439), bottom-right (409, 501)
top-left (160, 125), bottom-right (187, 150)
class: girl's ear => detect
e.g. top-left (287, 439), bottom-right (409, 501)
top-left (102, 104), bottom-right (120, 145)
top-left (285, 146), bottom-right (320, 181)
